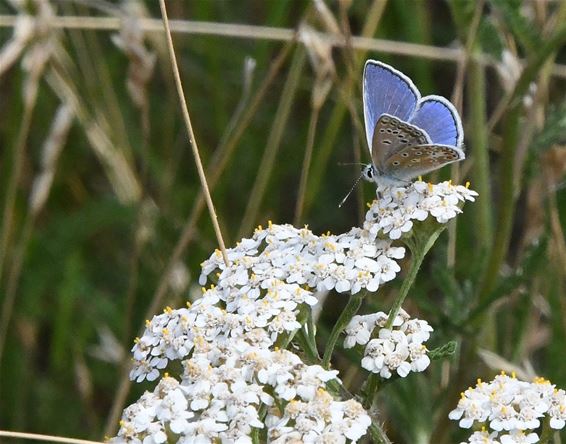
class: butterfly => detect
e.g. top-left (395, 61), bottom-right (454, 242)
top-left (361, 60), bottom-right (465, 187)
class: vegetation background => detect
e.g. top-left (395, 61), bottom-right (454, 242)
top-left (0, 0), bottom-right (565, 443)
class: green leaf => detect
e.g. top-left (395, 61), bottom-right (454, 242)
top-left (477, 17), bottom-right (505, 58)
top-left (447, 0), bottom-right (476, 39)
top-left (429, 341), bottom-right (458, 360)
top-left (532, 100), bottom-right (566, 151)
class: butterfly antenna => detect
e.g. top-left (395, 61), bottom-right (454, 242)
top-left (339, 173), bottom-right (364, 208)
top-left (337, 161), bottom-right (366, 167)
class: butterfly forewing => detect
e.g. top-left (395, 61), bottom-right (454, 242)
top-left (371, 114), bottom-right (430, 168)
top-left (363, 61), bottom-right (420, 151)
top-left (383, 144), bottom-right (465, 181)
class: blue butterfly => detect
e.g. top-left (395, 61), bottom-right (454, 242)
top-left (361, 60), bottom-right (465, 187)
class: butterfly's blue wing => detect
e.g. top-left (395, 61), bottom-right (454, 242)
top-left (409, 95), bottom-right (464, 147)
top-left (363, 60), bottom-right (420, 151)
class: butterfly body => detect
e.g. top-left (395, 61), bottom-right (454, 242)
top-left (362, 61), bottom-right (465, 186)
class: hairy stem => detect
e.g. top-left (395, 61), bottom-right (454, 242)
top-left (385, 228), bottom-right (442, 329)
top-left (322, 292), bottom-right (365, 368)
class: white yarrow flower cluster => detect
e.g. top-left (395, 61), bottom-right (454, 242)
top-left (450, 373), bottom-right (566, 443)
top-left (365, 180), bottom-right (478, 240)
top-left (199, 222), bottom-right (406, 296)
top-left (112, 181), bottom-right (477, 443)
top-left (267, 390), bottom-right (371, 443)
top-left (344, 309), bottom-right (433, 378)
top-left (112, 346), bottom-right (364, 443)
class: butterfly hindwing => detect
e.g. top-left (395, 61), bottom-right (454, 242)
top-left (383, 144), bottom-right (465, 181)
top-left (371, 114), bottom-right (430, 168)
top-left (409, 95), bottom-right (463, 147)
top-left (363, 60), bottom-right (420, 152)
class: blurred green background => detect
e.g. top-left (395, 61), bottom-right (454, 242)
top-left (0, 1), bottom-right (565, 443)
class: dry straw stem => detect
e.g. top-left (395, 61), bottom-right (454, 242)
top-left (0, 37), bottom-right (48, 370)
top-left (158, 0), bottom-right (229, 266)
top-left (46, 60), bottom-right (142, 203)
top-left (0, 15), bottom-right (566, 78)
top-left (0, 430), bottom-right (102, 444)
top-left (0, 105), bottom-right (73, 374)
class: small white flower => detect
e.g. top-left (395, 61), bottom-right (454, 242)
top-left (548, 388), bottom-right (566, 429)
top-left (499, 430), bottom-right (539, 444)
top-left (358, 312), bottom-right (432, 379)
top-left (451, 374), bottom-right (566, 444)
top-left (365, 180), bottom-right (477, 240)
top-left (462, 429), bottom-right (500, 444)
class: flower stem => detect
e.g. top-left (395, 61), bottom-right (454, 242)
top-left (306, 308), bottom-right (320, 359)
top-left (538, 416), bottom-right (553, 444)
top-left (361, 226), bottom-right (444, 408)
top-left (369, 423), bottom-right (392, 444)
top-left (322, 292), bottom-right (365, 368)
top-left (362, 373), bottom-right (380, 410)
top-left (385, 228), bottom-right (442, 329)
top-left (251, 404), bottom-right (268, 444)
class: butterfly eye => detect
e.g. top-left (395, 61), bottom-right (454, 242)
top-left (392, 161), bottom-right (400, 166)
top-left (379, 129), bottom-right (385, 133)
top-left (415, 151), bottom-right (422, 155)
top-left (383, 140), bottom-right (391, 145)
top-left (401, 153), bottom-right (409, 157)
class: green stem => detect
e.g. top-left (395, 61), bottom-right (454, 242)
top-left (369, 423), bottom-right (392, 444)
top-left (322, 292), bottom-right (364, 368)
top-left (385, 229), bottom-right (443, 329)
top-left (469, 55), bottom-right (493, 252)
top-left (538, 416), bottom-right (553, 444)
top-left (294, 106), bottom-right (320, 226)
top-left (296, 327), bottom-right (319, 363)
top-left (360, 227), bottom-right (444, 408)
top-left (251, 404), bottom-right (267, 444)
top-left (478, 25), bottom-right (566, 302)
top-left (306, 308), bottom-right (320, 359)
top-left (363, 373), bottom-right (380, 410)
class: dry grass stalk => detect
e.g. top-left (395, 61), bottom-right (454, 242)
top-left (0, 14), bottom-right (34, 77)
top-left (294, 23), bottom-right (335, 225)
top-left (0, 430), bottom-right (102, 444)
top-left (1, 15), bottom-right (566, 78)
top-left (0, 0), bottom-right (58, 370)
top-left (29, 104), bottom-right (74, 215)
top-left (47, 47), bottom-right (142, 203)
top-left (158, 0), bottom-right (230, 266)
